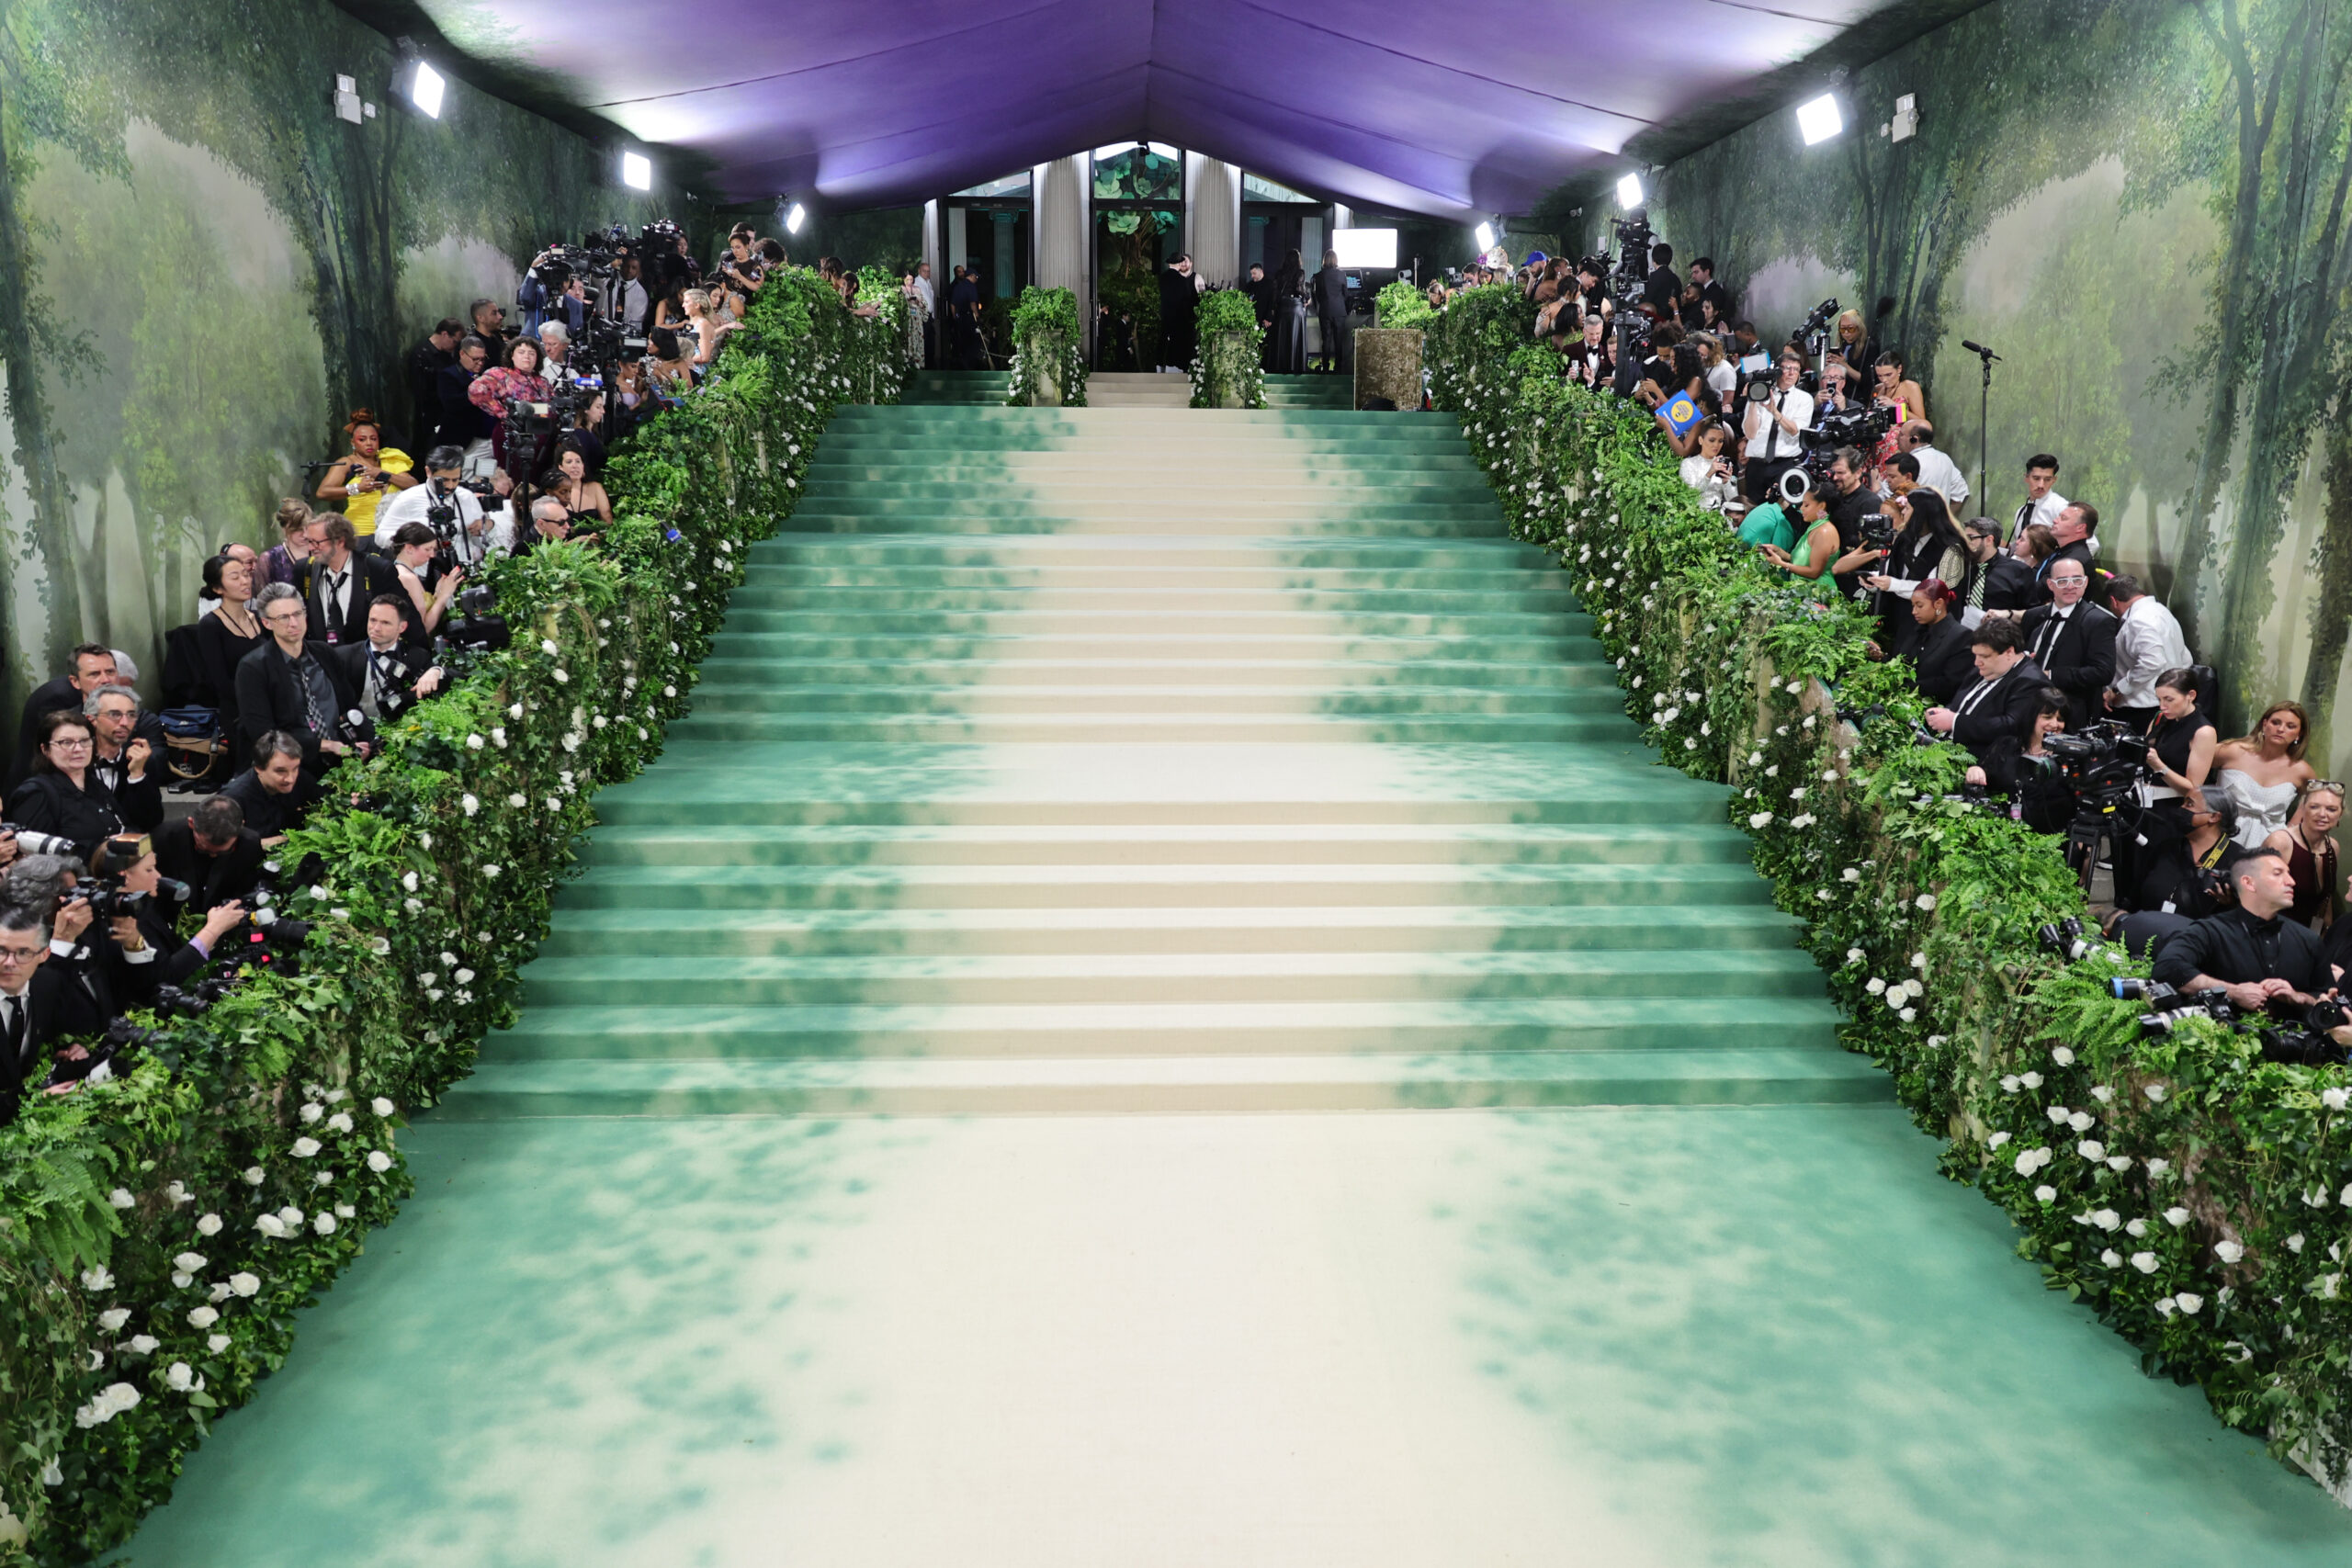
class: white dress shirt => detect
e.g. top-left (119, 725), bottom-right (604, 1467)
top-left (374, 483), bottom-right (513, 559)
top-left (1911, 444), bottom-right (1970, 507)
top-left (1744, 387), bottom-right (1815, 462)
top-left (2012, 490), bottom-right (2067, 542)
top-left (2109, 595), bottom-right (2190, 708)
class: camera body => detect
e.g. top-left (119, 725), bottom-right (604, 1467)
top-left (2042, 721), bottom-right (2154, 802)
top-left (2, 823), bottom-right (77, 858)
top-left (1857, 512), bottom-right (1894, 551)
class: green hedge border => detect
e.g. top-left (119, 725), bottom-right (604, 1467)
top-left (1426, 283), bottom-right (2352, 1502)
top-left (0, 266), bottom-right (909, 1562)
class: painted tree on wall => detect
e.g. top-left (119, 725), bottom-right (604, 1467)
top-left (2153, 0), bottom-right (2352, 729)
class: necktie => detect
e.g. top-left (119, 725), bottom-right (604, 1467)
top-left (3, 994), bottom-right (24, 1069)
top-left (2016, 502), bottom-right (2032, 538)
top-left (298, 654), bottom-right (331, 738)
top-left (2035, 610), bottom-right (2066, 667)
top-left (1968, 563), bottom-right (1988, 609)
top-left (1958, 676), bottom-right (1997, 716)
top-left (327, 570), bottom-right (347, 631)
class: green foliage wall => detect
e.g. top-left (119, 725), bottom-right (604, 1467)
top-left (1580, 0), bottom-right (2352, 769)
top-left (0, 0), bottom-right (703, 743)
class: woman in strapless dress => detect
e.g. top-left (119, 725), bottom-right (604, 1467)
top-left (2211, 699), bottom-right (2317, 850)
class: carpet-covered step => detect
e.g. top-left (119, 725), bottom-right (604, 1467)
top-left (673, 683), bottom-right (1624, 719)
top-left (576, 820), bottom-right (1759, 868)
top-left (696, 633), bottom-right (1595, 664)
top-left (482, 993), bottom-right (1845, 1062)
top-left (736, 564), bottom-right (1564, 591)
top-left (435, 1046), bottom-right (1888, 1118)
top-left (746, 536), bottom-right (1545, 567)
top-left (774, 494), bottom-right (1505, 522)
top-left (535, 902), bottom-right (1814, 959)
top-left (722, 581), bottom-right (1571, 608)
top-left (771, 510), bottom-right (1512, 539)
top-left (554, 861), bottom-right (1776, 910)
top-left (796, 469), bottom-right (1489, 496)
top-left (691, 658), bottom-right (1610, 690)
top-left (517, 948), bottom-right (1829, 1010)
top-left (707, 606), bottom-right (1577, 637)
top-left (660, 712), bottom-right (1632, 744)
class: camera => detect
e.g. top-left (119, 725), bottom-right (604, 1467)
top-left (1, 823), bottom-right (77, 858)
top-left (154, 976), bottom-right (238, 1020)
top-left (2256, 996), bottom-right (2350, 1066)
top-left (2037, 915), bottom-right (2094, 963)
top-left (1856, 512), bottom-right (1894, 551)
top-left (70, 872), bottom-right (189, 920)
top-left (2041, 721), bottom-right (2154, 802)
top-left (1803, 402), bottom-right (1894, 456)
top-left (437, 585), bottom-right (511, 654)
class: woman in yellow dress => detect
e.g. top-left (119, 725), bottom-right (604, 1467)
top-left (315, 409), bottom-right (417, 535)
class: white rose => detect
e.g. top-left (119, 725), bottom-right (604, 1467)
top-left (1898, 1008), bottom-right (1917, 1022)
top-left (539, 638), bottom-right (560, 656)
top-left (481, 864), bottom-right (503, 878)
top-left (107, 1188), bottom-right (134, 1210)
top-left (2130, 1251), bottom-right (2159, 1275)
top-left (98, 1307), bottom-right (130, 1331)
top-left (187, 1305), bottom-right (220, 1329)
top-left (2175, 1292), bottom-right (2204, 1314)
top-left (2100, 1248), bottom-right (2122, 1268)
top-left (255, 1214), bottom-right (286, 1238)
top-left (291, 1137), bottom-right (322, 1158)
top-left (314, 1213), bottom-right (338, 1235)
top-left (2000, 1076), bottom-right (2020, 1093)
top-left (173, 1251), bottom-right (206, 1273)
top-left (208, 1333), bottom-right (231, 1354)
top-left (2051, 1046), bottom-right (2075, 1066)
top-left (2045, 1106), bottom-right (2071, 1125)
top-left (164, 1179), bottom-right (190, 1206)
top-left (2164, 1207), bottom-right (2190, 1228)
top-left (1846, 948), bottom-right (1864, 964)
top-left (2091, 1209), bottom-right (2120, 1232)
top-left (1916, 894), bottom-right (1937, 910)
top-left (2089, 1086), bottom-right (2113, 1104)
top-left (2144, 1158), bottom-right (2170, 1177)
top-left (1842, 868), bottom-right (1860, 883)
top-left (455, 968), bottom-right (475, 985)
top-left (300, 1102), bottom-right (322, 1123)
top-left (461, 795), bottom-right (480, 817)
top-left (466, 733), bottom-right (485, 750)
top-left (2068, 1111), bottom-right (2094, 1133)
top-left (2012, 1151), bottom-right (2040, 1177)
top-left (229, 1273), bottom-right (260, 1297)
top-left (2107, 1156), bottom-right (2132, 1171)
top-left (2144, 1084), bottom-right (2167, 1103)
top-left (81, 1267), bottom-right (113, 1292)
top-left (368, 938), bottom-right (390, 956)
top-left (1865, 977), bottom-right (1887, 995)
top-left (2323, 1087), bottom-right (2352, 1111)
top-left (401, 871), bottom-right (420, 893)
top-left (509, 702), bottom-right (525, 719)
top-left (2033, 1185), bottom-right (2057, 1203)
top-left (1747, 812), bottom-right (1772, 829)
top-left (2215, 1240), bottom-right (2245, 1264)
top-left (368, 1150), bottom-right (394, 1173)
top-left (2078, 1139), bottom-right (2106, 1161)
top-left (508, 793), bottom-right (527, 808)
top-left (372, 1097), bottom-right (395, 1117)
top-left (336, 1204), bottom-right (356, 1219)
top-left (2125, 1218), bottom-right (2148, 1238)
top-left (166, 1361), bottom-right (198, 1392)
top-left (2020, 1072), bottom-right (2043, 1089)
top-left (1986, 1131), bottom-right (2011, 1148)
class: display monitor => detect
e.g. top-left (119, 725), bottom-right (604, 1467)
top-left (1331, 228), bottom-right (1398, 269)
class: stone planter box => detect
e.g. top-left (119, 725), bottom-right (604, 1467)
top-left (1022, 331), bottom-right (1064, 405)
top-left (1203, 330), bottom-right (1256, 409)
top-left (1354, 327), bottom-right (1422, 411)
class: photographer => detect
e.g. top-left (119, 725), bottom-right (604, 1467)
top-left (6, 711), bottom-right (124, 861)
top-left (1740, 346), bottom-right (1814, 505)
top-left (1924, 617), bottom-right (2050, 765)
top-left (0, 902), bottom-right (109, 1127)
top-left (1862, 489), bottom-right (1969, 652)
top-left (294, 515), bottom-right (400, 647)
top-left (2152, 848), bottom-right (2335, 1017)
top-left (335, 597), bottom-right (446, 722)
top-left (1964, 684), bottom-right (2075, 833)
top-left (84, 685), bottom-right (163, 834)
top-left (437, 335), bottom-right (495, 477)
top-left (220, 733), bottom-right (306, 845)
top-left (85, 835), bottom-right (245, 1011)
top-left (404, 318), bottom-right (463, 452)
top-left (155, 796), bottom-right (266, 909)
top-left (313, 409), bottom-right (417, 536)
top-left (386, 526), bottom-right (465, 642)
top-left (374, 446), bottom-right (512, 563)
top-left (234, 586), bottom-right (365, 784)
top-left (469, 337), bottom-right (554, 476)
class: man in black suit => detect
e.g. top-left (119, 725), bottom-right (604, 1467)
top-left (294, 516), bottom-right (401, 648)
top-left (334, 597), bottom-right (446, 723)
top-left (438, 335), bottom-right (495, 474)
top-left (219, 732), bottom-right (309, 844)
top-left (2033, 502), bottom-right (2106, 605)
top-left (1921, 617), bottom-right (2050, 766)
top-left (1958, 517), bottom-right (2035, 616)
top-left (235, 584), bottom-right (365, 787)
top-left (1311, 249), bottom-right (1351, 374)
top-left (1641, 242), bottom-right (1680, 318)
top-left (83, 684), bottom-right (166, 833)
top-left (1689, 256), bottom-right (1736, 325)
top-left (2019, 558), bottom-right (2120, 728)
top-left (11, 644), bottom-right (118, 788)
top-left (405, 317), bottom-right (462, 453)
top-left (155, 795), bottom-right (267, 908)
top-left (0, 903), bottom-right (108, 1126)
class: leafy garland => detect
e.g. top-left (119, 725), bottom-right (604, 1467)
top-left (1374, 278), bottom-right (1434, 329)
top-left (1004, 285), bottom-right (1088, 407)
top-left (1188, 288), bottom-right (1264, 409)
top-left (0, 265), bottom-right (907, 1564)
top-left (1425, 283), bottom-right (2352, 1499)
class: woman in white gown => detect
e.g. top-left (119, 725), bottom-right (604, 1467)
top-left (2211, 699), bottom-right (2318, 849)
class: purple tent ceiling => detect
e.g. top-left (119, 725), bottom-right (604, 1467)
top-left (413, 0), bottom-right (1890, 217)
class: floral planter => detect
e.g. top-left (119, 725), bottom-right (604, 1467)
top-left (1021, 330), bottom-right (1064, 405)
top-left (1203, 330), bottom-right (1256, 408)
top-left (1353, 327), bottom-right (1422, 411)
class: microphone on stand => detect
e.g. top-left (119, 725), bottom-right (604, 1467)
top-left (1962, 339), bottom-right (2001, 361)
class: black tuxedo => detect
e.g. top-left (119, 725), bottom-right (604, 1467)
top-left (295, 552), bottom-right (401, 648)
top-left (2031, 540), bottom-right (2103, 605)
top-left (334, 641), bottom-right (436, 726)
top-left (1695, 278), bottom-right (1736, 324)
top-left (2020, 601), bottom-right (2120, 728)
top-left (1910, 616), bottom-right (1977, 706)
top-left (0, 965), bottom-right (109, 1127)
top-left (220, 769), bottom-right (300, 840)
top-left (89, 719), bottom-right (169, 833)
top-left (1962, 551), bottom-right (2035, 614)
top-left (1948, 656), bottom-right (2051, 763)
top-left (233, 639), bottom-right (361, 771)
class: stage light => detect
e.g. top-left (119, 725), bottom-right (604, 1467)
top-left (408, 62), bottom-right (445, 118)
top-left (1798, 94), bottom-right (1844, 145)
top-left (1473, 221), bottom-right (1495, 252)
top-left (785, 202), bottom-right (808, 235)
top-left (1615, 173), bottom-right (1643, 209)
top-left (621, 152), bottom-right (652, 190)
top-left (1332, 228), bottom-right (1397, 268)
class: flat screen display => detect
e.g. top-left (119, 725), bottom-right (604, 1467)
top-left (1331, 228), bottom-right (1398, 268)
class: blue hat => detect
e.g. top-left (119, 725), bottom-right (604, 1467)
top-left (1525, 250), bottom-right (1548, 265)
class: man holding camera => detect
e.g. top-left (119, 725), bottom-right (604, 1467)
top-left (220, 733), bottom-right (308, 845)
top-left (2019, 559), bottom-right (2120, 728)
top-left (155, 795), bottom-right (266, 909)
top-left (2153, 848), bottom-right (2336, 1016)
top-left (84, 685), bottom-right (164, 833)
top-left (335, 597), bottom-right (445, 722)
top-left (0, 902), bottom-right (108, 1126)
top-left (438, 336), bottom-right (496, 479)
top-left (373, 446), bottom-right (512, 562)
top-left (234, 589), bottom-right (365, 790)
top-left (1922, 617), bottom-right (2050, 764)
top-left (1740, 347), bottom-right (1814, 506)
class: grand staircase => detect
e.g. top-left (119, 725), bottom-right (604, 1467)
top-left (446, 393), bottom-right (1875, 1118)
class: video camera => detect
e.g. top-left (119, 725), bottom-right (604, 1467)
top-left (2113, 976), bottom-right (2352, 1066)
top-left (2042, 721), bottom-right (2154, 804)
top-left (437, 584), bottom-right (511, 654)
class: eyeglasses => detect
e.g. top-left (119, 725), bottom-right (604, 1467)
top-left (46, 737), bottom-right (93, 751)
top-left (2305, 781), bottom-right (2345, 795)
top-left (0, 945), bottom-right (45, 964)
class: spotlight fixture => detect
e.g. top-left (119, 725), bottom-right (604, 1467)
top-left (1798, 93), bottom-right (1844, 145)
top-left (1473, 220), bottom-right (1496, 252)
top-left (785, 202), bottom-right (808, 235)
top-left (408, 61), bottom-right (445, 119)
top-left (1615, 173), bottom-right (1644, 209)
top-left (621, 152), bottom-right (652, 190)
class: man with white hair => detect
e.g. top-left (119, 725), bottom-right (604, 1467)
top-left (537, 318), bottom-right (569, 371)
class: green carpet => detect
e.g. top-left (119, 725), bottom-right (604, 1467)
top-left (108, 385), bottom-right (2352, 1563)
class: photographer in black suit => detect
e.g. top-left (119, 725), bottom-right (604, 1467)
top-left (0, 902), bottom-right (107, 1126)
top-left (86, 835), bottom-right (247, 1012)
top-left (2019, 558), bottom-right (2120, 728)
top-left (294, 515), bottom-right (401, 648)
top-left (234, 584), bottom-right (366, 789)
top-left (334, 597), bottom-right (446, 723)
top-left (1922, 616), bottom-right (2049, 767)
top-left (1957, 516), bottom-right (2034, 618)
top-left (219, 733), bottom-right (308, 845)
top-left (155, 795), bottom-right (266, 908)
top-left (2152, 848), bottom-right (2337, 1019)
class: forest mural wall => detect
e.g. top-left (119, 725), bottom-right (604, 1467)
top-left (1582, 0), bottom-right (2352, 770)
top-left (0, 0), bottom-right (695, 739)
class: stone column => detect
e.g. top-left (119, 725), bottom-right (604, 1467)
top-left (1182, 156), bottom-right (1242, 289)
top-left (1032, 154), bottom-right (1091, 350)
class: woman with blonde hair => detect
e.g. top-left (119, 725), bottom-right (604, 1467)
top-left (1834, 309), bottom-right (1871, 368)
top-left (2267, 779), bottom-right (2344, 931)
top-left (2212, 699), bottom-right (2318, 849)
top-left (263, 498), bottom-right (320, 586)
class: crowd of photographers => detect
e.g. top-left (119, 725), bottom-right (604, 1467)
top-left (0, 214), bottom-right (820, 1126)
top-left (1455, 222), bottom-right (2351, 1061)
